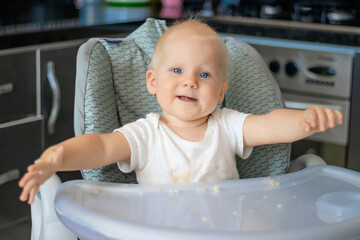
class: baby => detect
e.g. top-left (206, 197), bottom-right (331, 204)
top-left (19, 19), bottom-right (343, 204)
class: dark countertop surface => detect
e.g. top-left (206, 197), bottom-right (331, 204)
top-left (2, 1), bottom-right (360, 50)
top-left (208, 16), bottom-right (360, 48)
top-left (0, 0), bottom-right (159, 50)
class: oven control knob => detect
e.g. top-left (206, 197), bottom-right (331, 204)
top-left (269, 61), bottom-right (280, 73)
top-left (285, 62), bottom-right (298, 76)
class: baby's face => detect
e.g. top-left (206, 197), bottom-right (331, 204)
top-left (146, 25), bottom-right (228, 125)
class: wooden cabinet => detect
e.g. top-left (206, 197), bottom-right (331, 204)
top-left (40, 41), bottom-right (81, 148)
top-left (0, 117), bottom-right (43, 225)
top-left (0, 47), bottom-right (41, 225)
top-left (0, 39), bottom-right (85, 227)
top-left (39, 41), bottom-right (84, 183)
top-left (0, 49), bottom-right (37, 123)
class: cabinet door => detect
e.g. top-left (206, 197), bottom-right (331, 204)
top-left (40, 43), bottom-right (83, 182)
top-left (0, 118), bottom-right (43, 225)
top-left (40, 44), bottom-right (81, 148)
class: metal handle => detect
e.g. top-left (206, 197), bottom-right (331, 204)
top-left (285, 100), bottom-right (342, 111)
top-left (46, 61), bottom-right (61, 135)
top-left (0, 83), bottom-right (13, 95)
top-left (0, 169), bottom-right (20, 185)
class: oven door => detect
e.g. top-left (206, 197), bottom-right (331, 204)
top-left (282, 93), bottom-right (350, 145)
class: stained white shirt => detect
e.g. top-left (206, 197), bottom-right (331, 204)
top-left (115, 108), bottom-right (252, 184)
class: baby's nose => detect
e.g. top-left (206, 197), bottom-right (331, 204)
top-left (182, 76), bottom-right (197, 88)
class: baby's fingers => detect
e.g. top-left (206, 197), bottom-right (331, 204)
top-left (305, 109), bottom-right (317, 129)
top-left (315, 107), bottom-right (327, 132)
top-left (28, 186), bottom-right (39, 205)
top-left (303, 121), bottom-right (312, 133)
top-left (335, 110), bottom-right (343, 125)
top-left (27, 160), bottom-right (48, 173)
top-left (324, 108), bottom-right (343, 129)
top-left (325, 108), bottom-right (336, 128)
top-left (19, 177), bottom-right (40, 204)
top-left (19, 169), bottom-right (37, 188)
top-left (305, 108), bottom-right (323, 131)
top-left (19, 162), bottom-right (45, 187)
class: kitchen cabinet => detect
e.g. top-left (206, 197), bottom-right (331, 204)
top-left (40, 41), bottom-right (81, 148)
top-left (0, 40), bottom-right (85, 228)
top-left (0, 47), bottom-right (41, 225)
top-left (0, 49), bottom-right (37, 123)
top-left (0, 117), bottom-right (43, 225)
top-left (39, 41), bottom-right (84, 182)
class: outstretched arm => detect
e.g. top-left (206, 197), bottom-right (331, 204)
top-left (19, 132), bottom-right (130, 204)
top-left (243, 106), bottom-right (343, 147)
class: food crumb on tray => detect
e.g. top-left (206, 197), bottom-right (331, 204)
top-left (213, 185), bottom-right (221, 193)
top-left (264, 177), bottom-right (280, 187)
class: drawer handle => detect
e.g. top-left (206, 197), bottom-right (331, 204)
top-left (0, 168), bottom-right (20, 185)
top-left (47, 61), bottom-right (61, 135)
top-left (0, 83), bottom-right (13, 95)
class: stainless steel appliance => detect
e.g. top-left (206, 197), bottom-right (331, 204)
top-left (202, 0), bottom-right (360, 171)
top-left (228, 34), bottom-right (359, 170)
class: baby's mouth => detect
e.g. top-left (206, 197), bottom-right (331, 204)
top-left (177, 95), bottom-right (198, 102)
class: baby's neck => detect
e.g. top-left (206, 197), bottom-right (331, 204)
top-left (160, 115), bottom-right (209, 142)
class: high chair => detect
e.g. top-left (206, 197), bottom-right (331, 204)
top-left (31, 18), bottom-right (335, 240)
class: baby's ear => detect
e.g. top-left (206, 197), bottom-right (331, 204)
top-left (218, 80), bottom-right (228, 104)
top-left (146, 69), bottom-right (156, 95)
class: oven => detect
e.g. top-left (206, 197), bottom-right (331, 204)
top-left (199, 0), bottom-right (360, 171)
top-left (214, 31), bottom-right (360, 171)
top-left (248, 37), bottom-right (353, 163)
top-left (224, 34), bottom-right (360, 170)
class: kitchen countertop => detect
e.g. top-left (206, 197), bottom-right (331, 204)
top-left (0, 21), bottom-right (145, 50)
top-left (208, 16), bottom-right (360, 48)
top-left (0, 0), bottom-right (162, 50)
top-left (2, 1), bottom-right (360, 50)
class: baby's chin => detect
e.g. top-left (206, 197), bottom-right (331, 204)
top-left (161, 103), bottom-right (216, 120)
top-left (163, 111), bottom-right (209, 124)
top-left (181, 110), bottom-right (214, 122)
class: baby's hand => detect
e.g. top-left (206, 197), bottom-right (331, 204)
top-left (19, 146), bottom-right (64, 204)
top-left (301, 106), bottom-right (343, 133)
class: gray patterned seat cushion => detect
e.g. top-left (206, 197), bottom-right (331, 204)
top-left (74, 18), bottom-right (290, 183)
top-left (224, 38), bottom-right (290, 178)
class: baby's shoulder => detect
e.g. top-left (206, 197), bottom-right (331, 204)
top-left (122, 112), bottom-right (160, 130)
top-left (145, 112), bottom-right (161, 123)
top-left (211, 107), bottom-right (240, 119)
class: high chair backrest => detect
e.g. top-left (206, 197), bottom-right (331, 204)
top-left (74, 18), bottom-right (290, 183)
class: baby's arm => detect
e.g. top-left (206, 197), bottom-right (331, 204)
top-left (19, 132), bottom-right (130, 204)
top-left (243, 106), bottom-right (343, 147)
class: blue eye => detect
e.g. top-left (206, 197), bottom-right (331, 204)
top-left (172, 68), bottom-right (181, 74)
top-left (200, 72), bottom-right (209, 78)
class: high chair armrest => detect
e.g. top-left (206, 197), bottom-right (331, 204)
top-left (288, 154), bottom-right (327, 173)
top-left (31, 174), bottom-right (77, 240)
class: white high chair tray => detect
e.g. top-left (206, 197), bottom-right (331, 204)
top-left (55, 165), bottom-right (360, 240)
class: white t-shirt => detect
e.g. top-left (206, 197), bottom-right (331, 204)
top-left (115, 108), bottom-right (252, 184)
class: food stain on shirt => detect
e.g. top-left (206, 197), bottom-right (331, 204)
top-left (173, 171), bottom-right (191, 183)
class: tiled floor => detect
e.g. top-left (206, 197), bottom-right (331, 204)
top-left (0, 216), bottom-right (31, 240)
